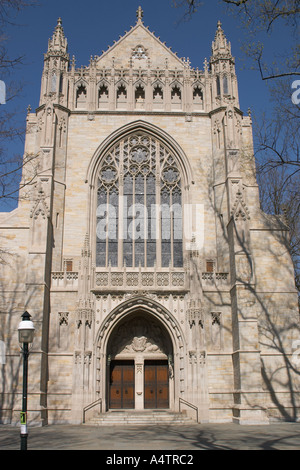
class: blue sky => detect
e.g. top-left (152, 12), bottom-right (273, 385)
top-left (0, 0), bottom-right (294, 211)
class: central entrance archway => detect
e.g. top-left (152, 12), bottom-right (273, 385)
top-left (106, 311), bottom-right (173, 410)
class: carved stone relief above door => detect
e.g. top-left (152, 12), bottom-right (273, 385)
top-left (107, 314), bottom-right (172, 359)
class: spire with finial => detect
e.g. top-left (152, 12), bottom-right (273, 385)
top-left (210, 20), bottom-right (239, 108)
top-left (136, 6), bottom-right (144, 23)
top-left (46, 17), bottom-right (68, 58)
top-left (41, 17), bottom-right (70, 106)
top-left (211, 20), bottom-right (232, 58)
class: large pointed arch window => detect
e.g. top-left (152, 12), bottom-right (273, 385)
top-left (96, 132), bottom-right (183, 268)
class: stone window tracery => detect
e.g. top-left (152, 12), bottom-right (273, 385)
top-left (96, 132), bottom-right (183, 268)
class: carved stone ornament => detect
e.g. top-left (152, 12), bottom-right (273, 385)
top-left (84, 351), bottom-right (92, 365)
top-left (108, 316), bottom-right (170, 357)
top-left (30, 182), bottom-right (50, 220)
top-left (132, 45), bottom-right (148, 60)
top-left (231, 188), bottom-right (250, 221)
top-left (187, 307), bottom-right (203, 328)
top-left (74, 351), bottom-right (81, 365)
top-left (189, 350), bottom-right (206, 365)
top-left (211, 311), bottom-right (221, 325)
top-left (58, 311), bottom-right (69, 326)
top-left (76, 300), bottom-right (94, 328)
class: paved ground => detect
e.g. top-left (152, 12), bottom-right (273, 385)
top-left (1, 422), bottom-right (300, 451)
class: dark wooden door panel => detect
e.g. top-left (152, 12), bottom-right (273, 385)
top-left (156, 364), bottom-right (169, 408)
top-left (109, 361), bottom-right (134, 409)
top-left (122, 363), bottom-right (135, 408)
top-left (144, 360), bottom-right (169, 409)
top-left (144, 363), bottom-right (156, 409)
top-left (110, 362), bottom-right (122, 409)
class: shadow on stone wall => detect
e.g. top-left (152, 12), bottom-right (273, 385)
top-left (194, 169), bottom-right (300, 422)
top-left (0, 247), bottom-right (38, 424)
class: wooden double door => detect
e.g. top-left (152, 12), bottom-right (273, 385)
top-left (109, 360), bottom-right (169, 409)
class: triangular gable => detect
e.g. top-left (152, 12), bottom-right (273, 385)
top-left (95, 22), bottom-right (186, 71)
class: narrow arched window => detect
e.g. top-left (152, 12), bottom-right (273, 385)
top-left (153, 85), bottom-right (163, 102)
top-left (117, 84), bottom-right (127, 99)
top-left (135, 84), bottom-right (145, 109)
top-left (171, 85), bottom-right (182, 110)
top-left (96, 132), bottom-right (183, 268)
top-left (223, 75), bottom-right (229, 95)
top-left (135, 85), bottom-right (145, 101)
top-left (51, 72), bottom-right (57, 93)
top-left (153, 84), bottom-right (163, 110)
top-left (116, 84), bottom-right (127, 108)
top-left (76, 84), bottom-right (87, 108)
top-left (171, 85), bottom-right (181, 103)
top-left (98, 84), bottom-right (109, 107)
top-left (193, 86), bottom-right (203, 109)
top-left (59, 74), bottom-right (63, 94)
top-left (216, 77), bottom-right (221, 96)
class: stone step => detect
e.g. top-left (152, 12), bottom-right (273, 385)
top-left (85, 411), bottom-right (196, 426)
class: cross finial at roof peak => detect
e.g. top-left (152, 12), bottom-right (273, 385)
top-left (136, 6), bottom-right (144, 23)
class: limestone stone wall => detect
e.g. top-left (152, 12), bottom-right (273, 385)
top-left (0, 13), bottom-right (299, 426)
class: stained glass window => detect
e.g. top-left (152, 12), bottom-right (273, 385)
top-left (96, 132), bottom-right (183, 268)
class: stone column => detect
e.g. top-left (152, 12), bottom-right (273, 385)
top-left (228, 206), bottom-right (268, 424)
top-left (135, 357), bottom-right (144, 410)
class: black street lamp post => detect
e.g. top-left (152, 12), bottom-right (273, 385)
top-left (18, 311), bottom-right (35, 451)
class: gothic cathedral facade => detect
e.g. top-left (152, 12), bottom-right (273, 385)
top-left (1, 8), bottom-right (299, 425)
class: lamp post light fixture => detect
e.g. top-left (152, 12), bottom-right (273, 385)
top-left (18, 311), bottom-right (35, 451)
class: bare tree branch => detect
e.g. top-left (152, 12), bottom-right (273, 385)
top-left (173, 0), bottom-right (300, 79)
top-left (0, 0), bottom-right (39, 206)
top-left (222, 0), bottom-right (249, 5)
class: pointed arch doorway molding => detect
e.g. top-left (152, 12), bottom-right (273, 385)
top-left (95, 296), bottom-right (186, 412)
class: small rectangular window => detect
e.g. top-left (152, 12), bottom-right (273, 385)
top-left (206, 261), bottom-right (215, 273)
top-left (65, 260), bottom-right (73, 272)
